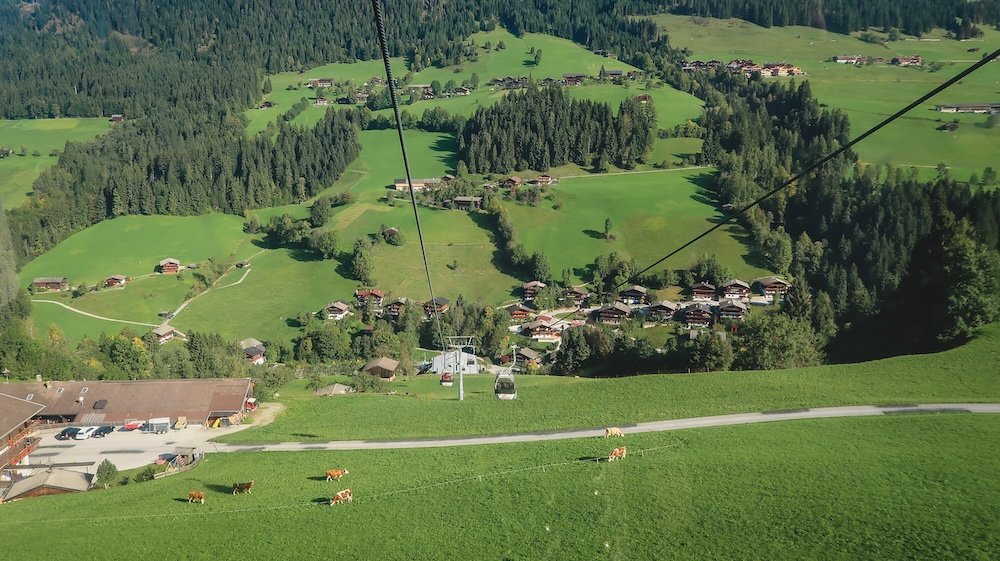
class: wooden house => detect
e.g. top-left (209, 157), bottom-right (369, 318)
top-left (454, 87), bottom-right (471, 96)
top-left (523, 319), bottom-right (560, 342)
top-left (151, 324), bottom-right (178, 344)
top-left (104, 274), bottom-right (128, 288)
top-left (635, 94), bottom-right (652, 104)
top-left (503, 176), bottom-right (524, 189)
top-left (561, 287), bottom-right (590, 306)
top-left (691, 281), bottom-right (716, 301)
top-left (684, 303), bottom-right (713, 328)
top-left (754, 276), bottom-right (791, 297)
top-left (314, 97), bottom-right (329, 106)
top-left (597, 302), bottom-right (631, 325)
top-left (452, 196), bottom-right (483, 210)
top-left (617, 285), bottom-right (649, 306)
top-left (522, 281), bottom-right (547, 299)
top-left (644, 301), bottom-right (678, 322)
top-left (362, 357), bottom-right (399, 381)
top-left (892, 55), bottom-right (923, 67)
top-left (717, 299), bottom-right (748, 320)
top-left (832, 55), bottom-right (866, 65)
top-left (306, 78), bottom-right (334, 88)
top-left (393, 177), bottom-right (441, 191)
top-left (110, 114), bottom-right (125, 123)
top-left (158, 258), bottom-right (181, 274)
top-left (239, 338), bottom-right (266, 365)
top-left (562, 73), bottom-right (586, 86)
top-left (505, 302), bottom-right (535, 322)
top-left (31, 277), bottom-right (68, 292)
top-left (720, 279), bottom-right (751, 300)
top-left (529, 175), bottom-right (557, 187)
top-left (1, 468), bottom-right (92, 502)
top-left (355, 288), bottom-right (385, 310)
top-left (424, 297), bottom-right (450, 316)
top-left (325, 301), bottom-right (351, 321)
top-left (515, 347), bottom-right (541, 366)
top-left (384, 297), bottom-right (410, 320)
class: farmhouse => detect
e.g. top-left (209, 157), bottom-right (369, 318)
top-left (325, 301), bottom-right (352, 321)
top-left (832, 55), bottom-right (866, 65)
top-left (522, 280), bottom-right (547, 299)
top-left (635, 94), bottom-right (652, 104)
top-left (691, 281), bottom-right (716, 301)
top-left (892, 55), bottom-right (923, 67)
top-left (104, 274), bottom-right (128, 288)
top-left (1, 468), bottom-right (92, 502)
top-left (260, 101), bottom-right (273, 109)
top-left (528, 174), bottom-right (557, 186)
top-left (755, 276), bottom-right (791, 297)
top-left (523, 319), bottom-right (560, 342)
top-left (4, 378), bottom-right (254, 427)
top-left (431, 350), bottom-right (481, 374)
top-left (314, 97), bottom-right (329, 106)
top-left (424, 297), bottom-right (450, 316)
top-left (718, 299), bottom-right (748, 320)
top-left (762, 63), bottom-right (805, 76)
top-left (644, 300), bottom-right (678, 322)
top-left (31, 277), bottom-right (68, 292)
top-left (684, 303), bottom-right (714, 328)
top-left (110, 113), bottom-right (125, 123)
top-left (0, 393), bottom-right (45, 472)
top-left (505, 302), bottom-right (536, 321)
top-left (158, 258), bottom-right (181, 274)
top-left (515, 347), bottom-right (541, 366)
top-left (561, 287), bottom-right (590, 306)
top-left (362, 357), bottom-right (399, 380)
top-left (151, 324), bottom-right (179, 344)
top-left (935, 102), bottom-right (1000, 114)
top-left (384, 297), bottom-right (410, 320)
top-left (238, 338), bottom-right (266, 365)
top-left (597, 302), bottom-right (631, 325)
top-left (306, 78), bottom-right (334, 88)
top-left (393, 177), bottom-right (441, 191)
top-left (562, 73), bottom-right (586, 86)
top-left (355, 288), bottom-right (385, 310)
top-left (617, 285), bottom-right (649, 305)
top-left (503, 176), bottom-right (524, 188)
top-left (454, 87), bottom-right (471, 96)
top-left (452, 196), bottom-right (483, 210)
top-left (721, 279), bottom-right (751, 300)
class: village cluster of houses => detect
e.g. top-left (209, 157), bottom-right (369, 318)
top-left (388, 173), bottom-right (559, 210)
top-left (306, 75), bottom-right (386, 106)
top-left (832, 54), bottom-right (924, 66)
top-left (324, 289), bottom-right (451, 324)
top-left (503, 276), bottom-right (792, 346)
top-left (486, 69), bottom-right (644, 91)
top-left (681, 59), bottom-right (805, 77)
top-left (29, 258), bottom-right (185, 294)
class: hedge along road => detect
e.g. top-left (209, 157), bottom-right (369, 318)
top-left (210, 403), bottom-right (1000, 452)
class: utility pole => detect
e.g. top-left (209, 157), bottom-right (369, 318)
top-left (445, 336), bottom-right (475, 401)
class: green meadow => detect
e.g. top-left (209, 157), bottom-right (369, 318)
top-left (219, 322), bottom-right (1000, 442)
top-left (3, 414), bottom-right (997, 560)
top-left (18, 214), bottom-right (254, 287)
top-left (505, 167), bottom-right (771, 284)
top-left (0, 118), bottom-right (111, 208)
top-left (650, 15), bottom-right (1000, 181)
top-left (27, 300), bottom-right (141, 343)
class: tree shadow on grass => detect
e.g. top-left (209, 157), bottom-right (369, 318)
top-left (287, 247), bottom-right (322, 263)
top-left (430, 136), bottom-right (458, 172)
top-left (467, 211), bottom-right (529, 282)
top-left (583, 229), bottom-right (605, 240)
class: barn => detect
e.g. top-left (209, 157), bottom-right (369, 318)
top-left (0, 393), bottom-right (45, 472)
top-left (362, 357), bottom-right (400, 380)
top-left (1, 468), bottom-right (92, 502)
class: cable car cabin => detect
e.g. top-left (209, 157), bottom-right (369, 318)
top-left (439, 373), bottom-right (454, 387)
top-left (494, 373), bottom-right (517, 400)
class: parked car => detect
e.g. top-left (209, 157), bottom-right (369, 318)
top-left (74, 426), bottom-right (98, 440)
top-left (121, 421), bottom-right (145, 431)
top-left (55, 427), bottom-right (80, 440)
top-left (92, 425), bottom-right (115, 438)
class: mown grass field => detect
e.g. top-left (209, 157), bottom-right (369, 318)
top-left (651, 15), bottom-right (1000, 181)
top-left (217, 323), bottom-right (1000, 442)
top-left (0, 118), bottom-right (111, 208)
top-left (3, 414), bottom-right (997, 560)
top-left (505, 167), bottom-right (771, 284)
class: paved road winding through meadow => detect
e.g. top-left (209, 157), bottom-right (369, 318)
top-left (208, 403), bottom-right (1000, 452)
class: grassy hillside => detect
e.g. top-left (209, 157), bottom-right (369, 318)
top-left (0, 118), bottom-right (111, 208)
top-left (3, 415), bottom-right (997, 560)
top-left (218, 323), bottom-right (1000, 442)
top-left (505, 167), bottom-right (770, 284)
top-left (651, 15), bottom-right (1000, 181)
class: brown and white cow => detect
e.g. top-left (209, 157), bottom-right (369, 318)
top-left (604, 427), bottom-right (624, 438)
top-left (188, 490), bottom-right (205, 504)
top-left (232, 480), bottom-right (254, 495)
top-left (330, 488), bottom-right (353, 506)
top-left (608, 446), bottom-right (627, 462)
top-left (325, 469), bottom-right (349, 481)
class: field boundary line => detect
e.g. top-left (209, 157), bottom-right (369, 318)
top-left (561, 165), bottom-right (710, 179)
top-left (30, 300), bottom-right (158, 327)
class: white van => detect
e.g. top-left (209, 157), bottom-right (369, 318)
top-left (74, 426), bottom-right (98, 440)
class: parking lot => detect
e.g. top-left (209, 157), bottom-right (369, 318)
top-left (30, 423), bottom-right (253, 472)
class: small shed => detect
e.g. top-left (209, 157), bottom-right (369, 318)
top-left (362, 357), bottom-right (400, 380)
top-left (1, 468), bottom-right (92, 502)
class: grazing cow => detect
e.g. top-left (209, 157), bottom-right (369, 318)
top-left (232, 480), bottom-right (254, 495)
top-left (608, 446), bottom-right (628, 462)
top-left (188, 490), bottom-right (205, 504)
top-left (604, 427), bottom-right (624, 438)
top-left (330, 488), bottom-right (353, 506)
top-left (325, 469), bottom-right (349, 482)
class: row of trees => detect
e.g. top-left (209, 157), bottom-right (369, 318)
top-left (458, 85), bottom-right (657, 173)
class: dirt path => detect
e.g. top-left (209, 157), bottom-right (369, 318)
top-left (170, 249), bottom-right (266, 318)
top-left (31, 300), bottom-right (159, 327)
top-left (246, 402), bottom-right (286, 427)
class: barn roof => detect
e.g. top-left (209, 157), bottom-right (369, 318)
top-left (0, 392), bottom-right (46, 440)
top-left (363, 357), bottom-right (399, 373)
top-left (2, 379), bottom-right (252, 425)
top-left (2, 468), bottom-right (92, 501)
top-left (152, 324), bottom-right (175, 336)
top-left (32, 277), bottom-right (66, 284)
top-left (159, 258), bottom-right (180, 266)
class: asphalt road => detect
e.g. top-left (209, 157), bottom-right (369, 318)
top-left (206, 403), bottom-right (1000, 453)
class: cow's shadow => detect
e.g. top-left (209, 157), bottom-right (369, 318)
top-left (577, 456), bottom-right (604, 463)
top-left (312, 497), bottom-right (331, 505)
top-left (172, 498), bottom-right (192, 503)
top-left (307, 476), bottom-right (329, 482)
top-left (206, 483), bottom-right (234, 494)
